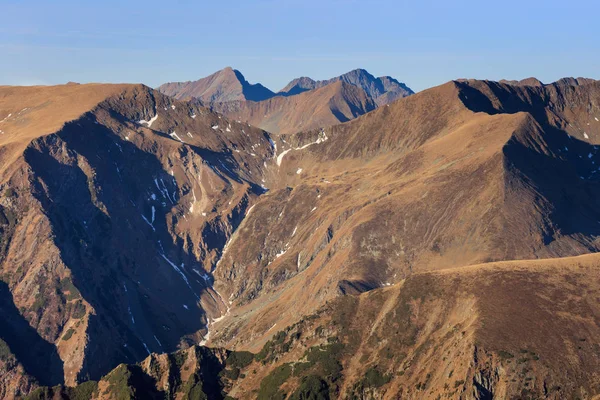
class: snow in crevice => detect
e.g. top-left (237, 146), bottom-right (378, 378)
top-left (0, 113), bottom-right (12, 124)
top-left (128, 305), bottom-right (135, 325)
top-left (159, 178), bottom-right (175, 204)
top-left (218, 160), bottom-right (234, 176)
top-left (275, 249), bottom-right (287, 258)
top-left (276, 130), bottom-right (328, 166)
top-left (138, 113), bottom-right (158, 128)
top-left (276, 149), bottom-right (292, 166)
top-left (296, 168), bottom-right (303, 174)
top-left (169, 132), bottom-right (185, 143)
top-left (160, 254), bottom-right (191, 286)
top-left (141, 214), bottom-right (155, 231)
top-left (199, 330), bottom-right (210, 346)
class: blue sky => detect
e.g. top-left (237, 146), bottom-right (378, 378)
top-left (1, 0), bottom-right (599, 92)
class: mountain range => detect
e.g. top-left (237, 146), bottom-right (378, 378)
top-left (157, 68), bottom-right (414, 134)
top-left (0, 74), bottom-right (600, 399)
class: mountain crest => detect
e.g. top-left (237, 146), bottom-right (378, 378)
top-left (157, 67), bottom-right (275, 103)
top-left (278, 68), bottom-right (414, 105)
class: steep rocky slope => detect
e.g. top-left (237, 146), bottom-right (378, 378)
top-left (0, 83), bottom-right (275, 397)
top-left (159, 68), bottom-right (413, 135)
top-left (4, 76), bottom-right (600, 399)
top-left (157, 67), bottom-right (275, 102)
top-left (278, 68), bottom-right (414, 106)
top-left (207, 77), bottom-right (600, 353)
top-left (209, 81), bottom-right (376, 135)
top-left (27, 253), bottom-right (600, 399)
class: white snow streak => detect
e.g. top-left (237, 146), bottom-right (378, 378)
top-left (276, 130), bottom-right (328, 166)
top-left (138, 113), bottom-right (158, 128)
top-left (169, 132), bottom-right (185, 142)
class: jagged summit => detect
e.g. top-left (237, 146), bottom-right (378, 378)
top-left (157, 68), bottom-right (414, 134)
top-left (4, 76), bottom-right (600, 399)
top-left (279, 68), bottom-right (414, 105)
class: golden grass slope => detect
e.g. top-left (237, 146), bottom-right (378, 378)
top-left (210, 81), bottom-right (377, 135)
top-left (211, 78), bottom-right (600, 356)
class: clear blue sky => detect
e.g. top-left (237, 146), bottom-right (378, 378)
top-left (2, 0), bottom-right (599, 92)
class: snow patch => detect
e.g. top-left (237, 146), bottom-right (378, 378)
top-left (141, 214), bottom-right (155, 231)
top-left (276, 130), bottom-right (328, 166)
top-left (169, 132), bottom-right (185, 143)
top-left (138, 113), bottom-right (158, 128)
top-left (275, 249), bottom-right (287, 258)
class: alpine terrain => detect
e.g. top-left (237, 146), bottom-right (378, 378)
top-left (158, 68), bottom-right (413, 134)
top-left (1, 75), bottom-right (600, 400)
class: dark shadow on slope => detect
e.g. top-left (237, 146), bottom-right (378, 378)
top-left (23, 119), bottom-right (210, 381)
top-left (0, 281), bottom-right (64, 386)
top-left (457, 80), bottom-right (600, 241)
top-left (233, 69), bottom-right (275, 102)
top-left (277, 86), bottom-right (311, 97)
top-left (503, 132), bottom-right (600, 241)
top-left (337, 279), bottom-right (378, 295)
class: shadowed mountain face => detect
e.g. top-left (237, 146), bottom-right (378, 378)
top-left (0, 281), bottom-right (63, 386)
top-left (0, 83), bottom-right (275, 396)
top-left (4, 77), bottom-right (600, 400)
top-left (157, 67), bottom-right (275, 102)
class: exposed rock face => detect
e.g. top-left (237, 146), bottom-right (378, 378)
top-left (157, 67), bottom-right (275, 102)
top-left (0, 83), bottom-right (275, 393)
top-left (206, 78), bottom-right (600, 357)
top-left (4, 77), bottom-right (600, 399)
top-left (26, 256), bottom-right (600, 399)
top-left (159, 68), bottom-right (414, 135)
top-left (279, 68), bottom-right (414, 106)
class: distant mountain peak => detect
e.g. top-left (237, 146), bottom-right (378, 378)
top-left (157, 67), bottom-right (275, 102)
top-left (278, 68), bottom-right (414, 106)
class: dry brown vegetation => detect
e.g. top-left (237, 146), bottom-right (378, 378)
top-left (3, 76), bottom-right (600, 399)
